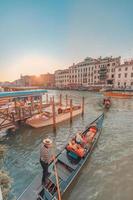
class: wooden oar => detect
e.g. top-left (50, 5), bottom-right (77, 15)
top-left (0, 187), bottom-right (3, 200)
top-left (52, 147), bottom-right (62, 200)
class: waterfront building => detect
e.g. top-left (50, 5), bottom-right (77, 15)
top-left (55, 69), bottom-right (70, 88)
top-left (55, 56), bottom-right (121, 89)
top-left (15, 74), bottom-right (55, 87)
top-left (40, 73), bottom-right (55, 87)
top-left (114, 60), bottom-right (133, 89)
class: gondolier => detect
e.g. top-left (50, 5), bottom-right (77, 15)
top-left (40, 138), bottom-right (53, 185)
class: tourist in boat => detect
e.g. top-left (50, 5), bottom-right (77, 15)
top-left (85, 123), bottom-right (97, 146)
top-left (40, 138), bottom-right (53, 185)
top-left (67, 139), bottom-right (85, 157)
top-left (75, 132), bottom-right (84, 144)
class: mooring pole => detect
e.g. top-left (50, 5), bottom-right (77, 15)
top-left (11, 112), bottom-right (15, 125)
top-left (18, 108), bottom-right (21, 120)
top-left (39, 95), bottom-right (42, 113)
top-left (70, 99), bottom-right (73, 123)
top-left (31, 96), bottom-right (34, 111)
top-left (52, 96), bottom-right (56, 132)
top-left (14, 98), bottom-right (17, 114)
top-left (66, 94), bottom-right (68, 107)
top-left (46, 93), bottom-right (48, 104)
top-left (22, 108), bottom-right (25, 120)
top-left (82, 96), bottom-right (84, 116)
top-left (59, 94), bottom-right (62, 106)
top-left (50, 97), bottom-right (52, 105)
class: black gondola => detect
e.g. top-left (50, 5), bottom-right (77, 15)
top-left (17, 113), bottom-right (104, 200)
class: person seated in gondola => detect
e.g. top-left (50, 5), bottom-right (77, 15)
top-left (85, 123), bottom-right (98, 147)
top-left (103, 98), bottom-right (111, 106)
top-left (106, 98), bottom-right (111, 104)
top-left (66, 139), bottom-right (85, 158)
top-left (103, 98), bottom-right (106, 105)
top-left (75, 132), bottom-right (84, 145)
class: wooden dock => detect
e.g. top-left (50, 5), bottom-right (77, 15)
top-left (0, 91), bottom-right (84, 133)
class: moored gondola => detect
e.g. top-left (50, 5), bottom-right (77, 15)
top-left (17, 113), bottom-right (104, 200)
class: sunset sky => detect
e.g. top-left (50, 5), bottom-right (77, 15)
top-left (0, 0), bottom-right (133, 81)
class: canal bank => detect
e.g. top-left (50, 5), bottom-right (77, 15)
top-left (1, 90), bottom-right (133, 200)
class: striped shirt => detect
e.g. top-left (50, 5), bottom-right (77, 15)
top-left (40, 143), bottom-right (53, 163)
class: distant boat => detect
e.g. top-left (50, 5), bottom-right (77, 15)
top-left (103, 98), bottom-right (111, 109)
top-left (104, 92), bottom-right (133, 99)
top-left (17, 113), bottom-right (104, 200)
top-left (26, 105), bottom-right (82, 128)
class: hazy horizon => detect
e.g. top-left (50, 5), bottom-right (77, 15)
top-left (0, 0), bottom-right (133, 81)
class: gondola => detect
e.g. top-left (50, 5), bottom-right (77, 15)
top-left (103, 98), bottom-right (111, 109)
top-left (17, 113), bottom-right (104, 200)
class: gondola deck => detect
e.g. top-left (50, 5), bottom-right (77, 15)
top-left (17, 113), bottom-right (104, 200)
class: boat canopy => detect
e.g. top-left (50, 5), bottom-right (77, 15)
top-left (0, 89), bottom-right (47, 98)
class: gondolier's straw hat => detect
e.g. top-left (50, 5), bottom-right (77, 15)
top-left (43, 138), bottom-right (52, 147)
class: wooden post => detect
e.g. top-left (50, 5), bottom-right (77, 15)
top-left (31, 96), bottom-right (34, 111)
top-left (82, 96), bottom-right (84, 116)
top-left (52, 96), bottom-right (56, 131)
top-left (22, 108), bottom-right (25, 120)
top-left (46, 93), bottom-right (48, 104)
top-left (18, 108), bottom-right (21, 120)
top-left (66, 94), bottom-right (68, 107)
top-left (11, 112), bottom-right (15, 125)
top-left (70, 99), bottom-right (73, 123)
top-left (59, 94), bottom-right (62, 106)
top-left (39, 96), bottom-right (42, 113)
top-left (50, 97), bottom-right (52, 105)
top-left (29, 106), bottom-right (32, 116)
top-left (14, 99), bottom-right (17, 114)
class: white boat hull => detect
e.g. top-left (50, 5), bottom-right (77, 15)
top-left (26, 108), bottom-right (82, 128)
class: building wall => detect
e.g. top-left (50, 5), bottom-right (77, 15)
top-left (114, 61), bottom-right (133, 89)
top-left (40, 73), bottom-right (55, 87)
top-left (19, 74), bottom-right (55, 87)
top-left (55, 56), bottom-right (121, 88)
top-left (55, 69), bottom-right (70, 88)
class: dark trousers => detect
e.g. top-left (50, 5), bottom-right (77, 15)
top-left (40, 159), bottom-right (48, 184)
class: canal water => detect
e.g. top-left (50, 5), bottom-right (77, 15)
top-left (1, 90), bottom-right (133, 200)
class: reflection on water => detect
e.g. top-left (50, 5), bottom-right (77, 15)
top-left (1, 90), bottom-right (133, 200)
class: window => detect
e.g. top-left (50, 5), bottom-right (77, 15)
top-left (118, 74), bottom-right (121, 78)
top-left (118, 82), bottom-right (120, 86)
top-left (118, 68), bottom-right (121, 71)
top-left (131, 73), bottom-right (133, 77)
top-left (112, 74), bottom-right (114, 78)
top-left (131, 82), bottom-right (133, 86)
top-left (125, 67), bottom-right (128, 71)
top-left (125, 73), bottom-right (127, 78)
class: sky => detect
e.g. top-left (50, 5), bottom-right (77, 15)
top-left (0, 0), bottom-right (133, 81)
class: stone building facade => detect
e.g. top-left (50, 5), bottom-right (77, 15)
top-left (55, 56), bottom-right (121, 88)
top-left (114, 60), bottom-right (133, 89)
